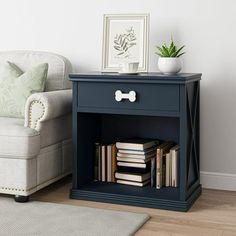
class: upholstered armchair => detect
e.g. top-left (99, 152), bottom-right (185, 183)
top-left (0, 51), bottom-right (72, 202)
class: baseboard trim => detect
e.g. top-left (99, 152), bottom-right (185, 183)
top-left (201, 171), bottom-right (236, 191)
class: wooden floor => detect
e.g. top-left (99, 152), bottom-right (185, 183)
top-left (27, 177), bottom-right (236, 236)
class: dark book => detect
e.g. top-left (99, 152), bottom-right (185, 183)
top-left (156, 142), bottom-right (174, 189)
top-left (94, 143), bottom-right (100, 181)
top-left (117, 166), bottom-right (150, 174)
top-left (151, 157), bottom-right (156, 187)
top-left (116, 138), bottom-right (159, 151)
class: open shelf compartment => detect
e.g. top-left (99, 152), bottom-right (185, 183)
top-left (69, 113), bottom-right (196, 210)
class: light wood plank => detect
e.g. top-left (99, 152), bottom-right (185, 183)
top-left (25, 177), bottom-right (236, 235)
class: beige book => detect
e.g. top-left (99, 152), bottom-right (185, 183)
top-left (156, 142), bottom-right (174, 189)
top-left (165, 152), bottom-right (171, 187)
top-left (171, 145), bottom-right (180, 187)
top-left (117, 162), bottom-right (147, 168)
top-left (106, 145), bottom-right (112, 182)
top-left (117, 151), bottom-right (156, 159)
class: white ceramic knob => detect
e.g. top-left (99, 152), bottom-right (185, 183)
top-left (115, 90), bottom-right (136, 102)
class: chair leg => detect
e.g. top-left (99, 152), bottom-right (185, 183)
top-left (14, 195), bottom-right (29, 203)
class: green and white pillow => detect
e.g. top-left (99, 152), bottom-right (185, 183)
top-left (0, 61), bottom-right (48, 118)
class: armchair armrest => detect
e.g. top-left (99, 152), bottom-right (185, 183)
top-left (24, 89), bottom-right (72, 131)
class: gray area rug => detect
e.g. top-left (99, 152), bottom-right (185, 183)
top-left (0, 198), bottom-right (149, 236)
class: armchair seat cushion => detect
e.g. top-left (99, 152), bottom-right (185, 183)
top-left (0, 117), bottom-right (40, 158)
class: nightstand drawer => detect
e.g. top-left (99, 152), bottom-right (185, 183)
top-left (77, 82), bottom-right (179, 114)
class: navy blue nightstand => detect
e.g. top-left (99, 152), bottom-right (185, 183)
top-left (69, 72), bottom-right (202, 211)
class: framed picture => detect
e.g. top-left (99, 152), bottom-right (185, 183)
top-left (102, 14), bottom-right (149, 72)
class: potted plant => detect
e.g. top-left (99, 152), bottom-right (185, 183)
top-left (155, 38), bottom-right (185, 74)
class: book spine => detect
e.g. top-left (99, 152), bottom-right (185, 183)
top-left (156, 149), bottom-right (163, 189)
top-left (107, 145), bottom-right (112, 182)
top-left (111, 144), bottom-right (117, 182)
top-left (98, 145), bottom-right (102, 181)
top-left (171, 150), bottom-right (179, 187)
top-left (171, 150), bottom-right (177, 187)
top-left (94, 143), bottom-right (99, 181)
top-left (101, 145), bottom-right (106, 182)
top-left (151, 157), bottom-right (156, 187)
top-left (169, 151), bottom-right (172, 187)
top-left (162, 155), bottom-right (166, 187)
top-left (165, 153), bottom-right (170, 187)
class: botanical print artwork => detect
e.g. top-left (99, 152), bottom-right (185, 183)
top-left (113, 27), bottom-right (137, 59)
top-left (102, 14), bottom-right (149, 72)
top-left (108, 20), bottom-right (142, 67)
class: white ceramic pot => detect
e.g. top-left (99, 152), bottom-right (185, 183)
top-left (158, 57), bottom-right (182, 75)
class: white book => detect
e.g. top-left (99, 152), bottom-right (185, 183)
top-left (118, 146), bottom-right (157, 155)
top-left (117, 179), bottom-right (150, 187)
top-left (117, 156), bottom-right (151, 163)
top-left (117, 152), bottom-right (156, 159)
top-left (117, 162), bottom-right (147, 168)
top-left (115, 172), bottom-right (150, 182)
top-left (171, 145), bottom-right (180, 187)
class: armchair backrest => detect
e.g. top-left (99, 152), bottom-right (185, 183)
top-left (0, 51), bottom-right (72, 91)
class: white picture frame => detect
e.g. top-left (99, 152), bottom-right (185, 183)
top-left (102, 14), bottom-right (149, 72)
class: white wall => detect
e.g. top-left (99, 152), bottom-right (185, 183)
top-left (1, 0), bottom-right (236, 190)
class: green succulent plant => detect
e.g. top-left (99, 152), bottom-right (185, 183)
top-left (155, 38), bottom-right (185, 57)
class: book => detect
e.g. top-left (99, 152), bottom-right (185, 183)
top-left (101, 145), bottom-right (106, 182)
top-left (117, 179), bottom-right (150, 187)
top-left (162, 154), bottom-right (166, 186)
top-left (151, 157), bottom-right (156, 187)
top-left (171, 145), bottom-right (180, 187)
top-left (118, 146), bottom-right (157, 155)
top-left (115, 172), bottom-right (150, 182)
top-left (156, 142), bottom-right (174, 189)
top-left (98, 145), bottom-right (102, 181)
top-left (117, 166), bottom-right (150, 174)
top-left (94, 143), bottom-right (100, 181)
top-left (117, 161), bottom-right (151, 174)
top-left (111, 144), bottom-right (117, 182)
top-left (117, 151), bottom-right (156, 159)
top-left (117, 161), bottom-right (150, 169)
top-left (107, 145), bottom-right (112, 182)
top-left (117, 156), bottom-right (151, 163)
top-left (116, 138), bottom-right (159, 151)
top-left (165, 152), bottom-right (171, 187)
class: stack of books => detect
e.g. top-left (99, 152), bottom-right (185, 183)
top-left (154, 142), bottom-right (179, 189)
top-left (115, 138), bottom-right (159, 187)
top-left (93, 139), bottom-right (180, 189)
top-left (94, 143), bottom-right (117, 182)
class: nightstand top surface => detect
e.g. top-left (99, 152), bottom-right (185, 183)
top-left (69, 72), bottom-right (201, 84)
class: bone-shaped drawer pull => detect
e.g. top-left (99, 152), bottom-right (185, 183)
top-left (115, 90), bottom-right (136, 102)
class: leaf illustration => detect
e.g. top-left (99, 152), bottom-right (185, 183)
top-left (113, 26), bottom-right (137, 57)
